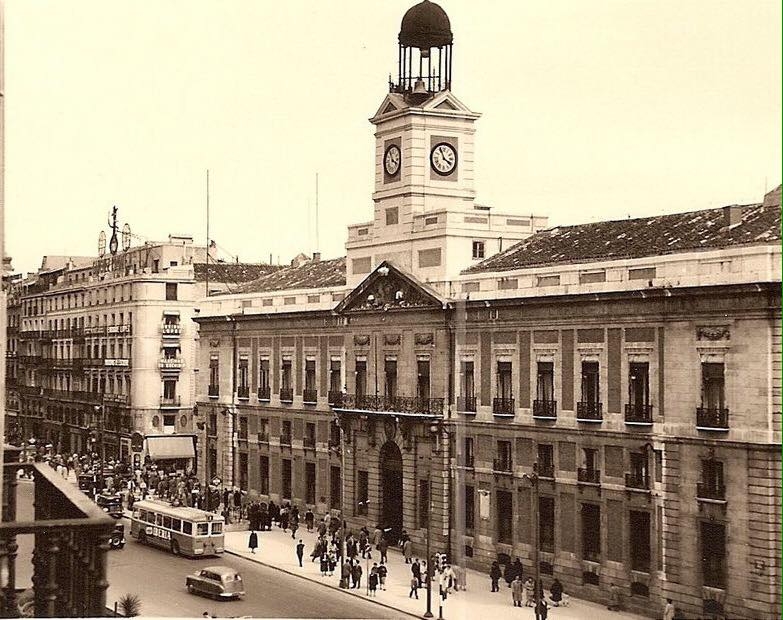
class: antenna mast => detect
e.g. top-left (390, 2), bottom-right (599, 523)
top-left (205, 169), bottom-right (210, 297)
top-left (315, 172), bottom-right (320, 254)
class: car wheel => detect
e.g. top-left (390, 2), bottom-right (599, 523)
top-left (171, 540), bottom-right (180, 555)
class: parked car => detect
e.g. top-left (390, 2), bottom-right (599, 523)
top-left (96, 494), bottom-right (123, 518)
top-left (78, 473), bottom-right (96, 496)
top-left (186, 566), bottom-right (245, 600)
top-left (110, 523), bottom-right (126, 550)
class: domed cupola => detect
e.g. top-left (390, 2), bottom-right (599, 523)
top-left (392, 0), bottom-right (454, 102)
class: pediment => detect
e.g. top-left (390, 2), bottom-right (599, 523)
top-left (371, 93), bottom-right (407, 121)
top-left (422, 91), bottom-right (475, 114)
top-left (335, 261), bottom-right (446, 314)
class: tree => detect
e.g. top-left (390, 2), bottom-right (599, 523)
top-left (118, 593), bottom-right (142, 617)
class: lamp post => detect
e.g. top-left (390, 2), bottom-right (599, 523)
top-left (335, 411), bottom-right (349, 589)
top-left (523, 464), bottom-right (541, 620)
top-left (424, 420), bottom-right (441, 619)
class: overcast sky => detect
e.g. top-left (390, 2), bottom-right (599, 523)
top-left (5, 0), bottom-right (781, 273)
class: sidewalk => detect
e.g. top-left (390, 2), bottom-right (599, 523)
top-left (223, 524), bottom-right (648, 620)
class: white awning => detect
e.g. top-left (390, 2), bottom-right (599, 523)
top-left (146, 435), bottom-right (195, 460)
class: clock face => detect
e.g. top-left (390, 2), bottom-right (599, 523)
top-left (384, 144), bottom-right (401, 176)
top-left (430, 142), bottom-right (457, 176)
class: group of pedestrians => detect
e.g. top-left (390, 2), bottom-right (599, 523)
top-left (489, 559), bottom-right (569, 616)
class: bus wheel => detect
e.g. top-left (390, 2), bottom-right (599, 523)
top-left (137, 531), bottom-right (146, 545)
top-left (171, 540), bottom-right (180, 555)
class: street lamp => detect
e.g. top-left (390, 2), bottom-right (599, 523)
top-left (522, 463), bottom-right (541, 620)
top-left (424, 420), bottom-right (441, 619)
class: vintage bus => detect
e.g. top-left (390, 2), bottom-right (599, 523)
top-left (130, 499), bottom-right (225, 557)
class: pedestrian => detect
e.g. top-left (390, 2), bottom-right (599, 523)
top-left (409, 575), bottom-right (419, 599)
top-left (607, 582), bottom-right (623, 611)
top-left (663, 598), bottom-right (676, 620)
top-left (291, 517), bottom-right (299, 539)
top-left (341, 559), bottom-right (351, 589)
top-left (296, 539), bottom-right (305, 567)
top-left (512, 557), bottom-right (524, 581)
top-left (549, 577), bottom-right (568, 606)
top-left (503, 560), bottom-right (515, 588)
top-left (378, 537), bottom-right (388, 563)
top-left (320, 552), bottom-right (329, 577)
top-left (537, 598), bottom-right (549, 620)
top-left (368, 566), bottom-right (379, 597)
top-left (403, 538), bottom-right (413, 564)
top-left (351, 560), bottom-right (362, 589)
top-left (524, 577), bottom-right (535, 606)
top-left (318, 519), bottom-right (327, 537)
top-left (372, 525), bottom-right (382, 547)
top-left (328, 550), bottom-right (337, 576)
top-left (412, 558), bottom-right (422, 588)
top-left (248, 530), bottom-right (258, 554)
top-left (489, 561), bottom-right (501, 592)
top-left (378, 561), bottom-right (388, 591)
top-left (511, 575), bottom-right (523, 607)
top-left (305, 507), bottom-right (314, 532)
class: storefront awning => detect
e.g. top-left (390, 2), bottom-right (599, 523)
top-left (146, 435), bottom-right (195, 460)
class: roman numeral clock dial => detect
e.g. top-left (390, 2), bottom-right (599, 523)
top-left (430, 142), bottom-right (457, 176)
top-left (384, 144), bottom-right (401, 176)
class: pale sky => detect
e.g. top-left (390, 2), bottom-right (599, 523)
top-left (5, 0), bottom-right (781, 273)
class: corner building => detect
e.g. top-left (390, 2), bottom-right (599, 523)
top-left (194, 3), bottom-right (781, 618)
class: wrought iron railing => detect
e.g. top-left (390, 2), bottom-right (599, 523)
top-left (207, 385), bottom-right (219, 398)
top-left (577, 468), bottom-right (601, 484)
top-left (327, 390), bottom-right (342, 406)
top-left (330, 393), bottom-right (444, 415)
top-left (696, 407), bottom-right (729, 430)
top-left (257, 386), bottom-right (271, 401)
top-left (303, 389), bottom-right (318, 404)
top-left (237, 386), bottom-right (250, 400)
top-left (457, 396), bottom-right (477, 413)
top-left (625, 403), bottom-right (653, 424)
top-left (696, 482), bottom-right (726, 501)
top-left (1, 448), bottom-right (115, 617)
top-left (492, 398), bottom-right (515, 416)
top-left (533, 399), bottom-right (557, 419)
top-left (160, 396), bottom-right (181, 407)
top-left (279, 388), bottom-right (294, 403)
top-left (625, 472), bottom-right (650, 490)
top-left (493, 458), bottom-right (513, 473)
top-left (576, 401), bottom-right (603, 421)
top-left (538, 463), bottom-right (555, 479)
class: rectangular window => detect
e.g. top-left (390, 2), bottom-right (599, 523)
top-left (281, 459), bottom-right (292, 499)
top-left (536, 361), bottom-right (554, 401)
top-left (163, 379), bottom-right (177, 400)
top-left (465, 485), bottom-right (475, 532)
top-left (352, 257), bottom-right (372, 274)
top-left (701, 362), bottom-right (725, 411)
top-left (628, 267), bottom-right (656, 281)
top-left (258, 418), bottom-right (269, 442)
top-left (629, 511), bottom-right (651, 571)
top-left (238, 356), bottom-right (249, 396)
top-left (581, 504), bottom-right (601, 561)
top-left (539, 496), bottom-right (555, 553)
top-left (699, 459), bottom-right (725, 499)
top-left (419, 479), bottom-right (430, 528)
top-left (304, 422), bottom-right (316, 448)
top-left (461, 360), bottom-right (475, 398)
top-left (304, 359), bottom-right (317, 401)
top-left (258, 358), bottom-right (270, 399)
top-left (581, 361), bottom-right (600, 406)
top-left (495, 440), bottom-right (512, 472)
top-left (329, 359), bottom-right (342, 394)
top-left (464, 437), bottom-right (475, 468)
top-left (497, 490), bottom-right (513, 544)
top-left (385, 207), bottom-right (399, 225)
top-left (281, 420), bottom-right (292, 445)
top-left (629, 451), bottom-right (649, 486)
top-left (497, 278), bottom-right (518, 290)
top-left (208, 413), bottom-right (217, 436)
top-left (238, 416), bottom-right (248, 440)
top-left (165, 283), bottom-right (178, 301)
top-left (538, 443), bottom-right (554, 476)
top-left (497, 361), bottom-right (513, 400)
top-left (357, 470), bottom-right (369, 515)
top-left (384, 358), bottom-right (397, 398)
top-left (209, 357), bottom-right (219, 395)
top-left (629, 362), bottom-right (649, 409)
top-left (537, 275), bottom-right (561, 287)
top-left (579, 270), bottom-right (607, 284)
top-left (355, 360), bottom-right (367, 397)
top-left (239, 453), bottom-right (248, 490)
top-left (305, 462), bottom-right (316, 505)
top-left (330, 466), bottom-right (341, 509)
top-left (472, 241), bottom-right (485, 259)
top-left (259, 455), bottom-right (269, 495)
top-left (417, 359), bottom-right (430, 400)
top-left (701, 522), bottom-right (726, 588)
top-left (281, 359), bottom-right (292, 392)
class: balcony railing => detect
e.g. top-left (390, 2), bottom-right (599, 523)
top-left (457, 396), bottom-right (477, 413)
top-left (303, 389), bottom-right (318, 404)
top-left (696, 482), bottom-right (726, 502)
top-left (280, 434), bottom-right (292, 446)
top-left (257, 386), bottom-right (271, 401)
top-left (493, 397), bottom-right (515, 417)
top-left (696, 407), bottom-right (729, 431)
top-left (493, 459), bottom-right (513, 473)
top-left (279, 388), bottom-right (294, 403)
top-left (625, 472), bottom-right (650, 491)
top-left (576, 401), bottom-right (603, 422)
top-left (208, 385), bottom-right (219, 398)
top-left (1, 449), bottom-right (116, 617)
top-left (103, 393), bottom-right (129, 405)
top-left (577, 468), bottom-right (601, 485)
top-left (303, 436), bottom-right (316, 449)
top-left (159, 357), bottom-right (184, 370)
top-left (327, 390), bottom-right (342, 406)
top-left (161, 323), bottom-right (181, 336)
top-left (237, 386), bottom-right (250, 400)
top-left (257, 432), bottom-right (270, 443)
top-left (533, 399), bottom-right (557, 419)
top-left (625, 403), bottom-right (653, 424)
top-left (538, 463), bottom-right (555, 479)
top-left (160, 395), bottom-right (182, 408)
top-left (330, 393), bottom-right (444, 415)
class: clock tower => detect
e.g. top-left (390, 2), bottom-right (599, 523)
top-left (345, 1), bottom-right (547, 287)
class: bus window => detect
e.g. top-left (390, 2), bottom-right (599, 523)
top-left (196, 523), bottom-right (209, 536)
top-left (162, 516), bottom-right (172, 529)
top-left (211, 522), bottom-right (223, 535)
top-left (156, 514), bottom-right (163, 526)
top-left (172, 518), bottom-right (181, 532)
top-left (182, 521), bottom-right (193, 535)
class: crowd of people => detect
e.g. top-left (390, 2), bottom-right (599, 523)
top-left (489, 558), bottom-right (570, 614)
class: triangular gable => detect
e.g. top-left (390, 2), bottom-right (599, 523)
top-left (335, 261), bottom-right (446, 313)
top-left (371, 93), bottom-right (406, 120)
top-left (422, 90), bottom-right (475, 114)
top-left (435, 99), bottom-right (458, 110)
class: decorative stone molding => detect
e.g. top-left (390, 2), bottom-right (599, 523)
top-left (415, 332), bottom-right (434, 346)
top-left (209, 338), bottom-right (221, 348)
top-left (354, 334), bottom-right (370, 346)
top-left (384, 333), bottom-right (401, 346)
top-left (697, 326), bottom-right (730, 341)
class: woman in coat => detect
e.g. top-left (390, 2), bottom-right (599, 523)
top-left (248, 530), bottom-right (258, 554)
top-left (489, 561), bottom-right (502, 592)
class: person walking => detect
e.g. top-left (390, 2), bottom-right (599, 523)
top-left (378, 537), bottom-right (388, 563)
top-left (402, 538), bottom-right (413, 564)
top-left (524, 577), bottom-right (535, 606)
top-left (305, 507), bottom-right (314, 532)
top-left (248, 530), bottom-right (258, 554)
top-left (412, 558), bottom-right (422, 588)
top-left (503, 560), bottom-right (516, 588)
top-left (663, 598), bottom-right (676, 620)
top-left (320, 552), bottom-right (329, 577)
top-left (537, 598), bottom-right (549, 620)
top-left (409, 575), bottom-right (419, 599)
top-left (511, 575), bottom-right (523, 607)
top-left (290, 516), bottom-right (299, 540)
top-left (489, 561), bottom-right (502, 592)
top-left (296, 539), bottom-right (305, 567)
top-left (351, 560), bottom-right (362, 589)
top-left (369, 564), bottom-right (379, 597)
top-left (607, 582), bottom-right (623, 611)
top-left (378, 562), bottom-right (388, 591)
top-left (549, 577), bottom-right (566, 606)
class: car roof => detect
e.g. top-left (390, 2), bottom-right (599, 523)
top-left (203, 566), bottom-right (238, 575)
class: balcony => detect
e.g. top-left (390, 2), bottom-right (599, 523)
top-left (208, 385), bottom-right (219, 398)
top-left (161, 323), bottom-right (181, 336)
top-left (103, 393), bottom-right (129, 405)
top-left (237, 386), bottom-right (250, 400)
top-left (327, 390), bottom-right (342, 406)
top-left (303, 436), bottom-right (316, 449)
top-left (280, 434), bottom-right (292, 447)
top-left (257, 432), bottom-right (270, 443)
top-left (576, 401), bottom-right (603, 422)
top-left (159, 357), bottom-right (184, 371)
top-left (625, 403), bottom-right (653, 425)
top-left (160, 396), bottom-right (182, 408)
top-left (625, 472), bottom-right (650, 491)
top-left (533, 399), bottom-right (557, 419)
top-left (577, 468), bottom-right (601, 485)
top-left (279, 388), bottom-right (294, 403)
top-left (1, 448), bottom-right (116, 617)
top-left (457, 396), bottom-right (477, 413)
top-left (492, 397), bottom-right (515, 417)
top-left (538, 463), bottom-right (556, 479)
top-left (330, 394), bottom-right (444, 416)
top-left (257, 386), bottom-right (271, 401)
top-left (696, 482), bottom-right (727, 503)
top-left (493, 459), bottom-right (513, 474)
top-left (303, 389), bottom-right (318, 404)
top-left (696, 407), bottom-right (729, 431)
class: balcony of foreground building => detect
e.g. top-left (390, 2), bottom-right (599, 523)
top-left (625, 472), bottom-right (651, 493)
top-left (696, 407), bottom-right (729, 431)
top-left (492, 397), bottom-right (515, 417)
top-left (696, 482), bottom-right (727, 504)
top-left (279, 388), bottom-right (294, 403)
top-left (577, 468), bottom-right (601, 486)
top-left (456, 396), bottom-right (477, 414)
top-left (576, 401), bottom-right (603, 422)
top-left (303, 389), bottom-right (318, 404)
top-left (330, 393), bottom-right (444, 416)
top-left (160, 395), bottom-right (182, 409)
top-left (237, 386), bottom-right (250, 401)
top-left (532, 399), bottom-right (557, 420)
top-left (42, 388), bottom-right (104, 405)
top-left (257, 386), bottom-right (271, 401)
top-left (0, 446), bottom-right (116, 617)
top-left (625, 403), bottom-right (653, 426)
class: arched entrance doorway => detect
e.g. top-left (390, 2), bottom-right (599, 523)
top-left (380, 440), bottom-right (403, 544)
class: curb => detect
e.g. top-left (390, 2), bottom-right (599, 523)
top-left (224, 548), bottom-right (422, 619)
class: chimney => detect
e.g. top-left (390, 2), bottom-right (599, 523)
top-left (722, 205), bottom-right (747, 227)
top-left (312, 252), bottom-right (321, 262)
